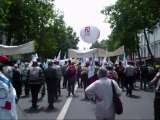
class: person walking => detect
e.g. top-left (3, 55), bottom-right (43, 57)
top-left (28, 61), bottom-right (44, 109)
top-left (140, 63), bottom-right (149, 90)
top-left (21, 62), bottom-right (30, 96)
top-left (53, 60), bottom-right (62, 97)
top-left (65, 60), bottom-right (76, 97)
top-left (81, 62), bottom-right (89, 99)
top-left (85, 67), bottom-right (122, 120)
top-left (0, 56), bottom-right (17, 120)
top-left (116, 61), bottom-right (125, 89)
top-left (150, 69), bottom-right (160, 120)
top-left (12, 64), bottom-right (22, 103)
top-left (124, 61), bottom-right (135, 96)
top-left (44, 61), bottom-right (58, 109)
top-left (61, 61), bottom-right (68, 88)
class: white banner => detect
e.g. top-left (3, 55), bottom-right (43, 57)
top-left (68, 46), bottom-right (124, 58)
top-left (0, 41), bottom-right (35, 55)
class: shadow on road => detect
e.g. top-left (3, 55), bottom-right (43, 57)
top-left (128, 94), bottom-right (141, 99)
top-left (24, 107), bottom-right (45, 113)
top-left (44, 107), bottom-right (59, 113)
top-left (23, 106), bottom-right (59, 113)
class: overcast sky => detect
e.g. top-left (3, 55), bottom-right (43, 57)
top-left (54, 0), bottom-right (116, 50)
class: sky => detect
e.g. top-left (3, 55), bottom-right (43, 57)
top-left (54, 0), bottom-right (116, 50)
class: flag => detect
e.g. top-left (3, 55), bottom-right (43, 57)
top-left (101, 57), bottom-right (107, 67)
top-left (57, 50), bottom-right (61, 60)
top-left (107, 57), bottom-right (112, 65)
top-left (88, 53), bottom-right (95, 78)
top-left (64, 53), bottom-right (66, 59)
top-left (122, 53), bottom-right (127, 67)
top-left (28, 53), bottom-right (38, 67)
top-left (115, 56), bottom-right (119, 64)
top-left (32, 53), bottom-right (38, 61)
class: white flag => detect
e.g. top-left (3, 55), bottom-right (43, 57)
top-left (88, 53), bottom-right (95, 78)
top-left (123, 53), bottom-right (127, 67)
top-left (57, 50), bottom-right (61, 60)
top-left (29, 53), bottom-right (38, 67)
top-left (115, 56), bottom-right (119, 64)
top-left (64, 53), bottom-right (66, 59)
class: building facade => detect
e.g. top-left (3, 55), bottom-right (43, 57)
top-left (139, 25), bottom-right (160, 60)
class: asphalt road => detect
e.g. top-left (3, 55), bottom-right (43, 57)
top-left (17, 82), bottom-right (155, 120)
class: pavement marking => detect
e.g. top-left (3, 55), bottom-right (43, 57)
top-left (57, 84), bottom-right (78, 120)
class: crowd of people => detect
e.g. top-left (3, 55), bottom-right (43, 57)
top-left (0, 55), bottom-right (160, 120)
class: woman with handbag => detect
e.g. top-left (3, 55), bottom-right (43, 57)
top-left (150, 69), bottom-right (160, 120)
top-left (85, 67), bottom-right (122, 120)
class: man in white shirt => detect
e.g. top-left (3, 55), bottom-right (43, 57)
top-left (85, 67), bottom-right (122, 120)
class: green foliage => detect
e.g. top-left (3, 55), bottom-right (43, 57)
top-left (0, 0), bottom-right (79, 59)
top-left (101, 0), bottom-right (160, 57)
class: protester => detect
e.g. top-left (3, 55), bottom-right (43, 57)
top-left (89, 61), bottom-right (100, 84)
top-left (85, 67), bottom-right (122, 120)
top-left (12, 64), bottom-right (22, 103)
top-left (65, 60), bottom-right (76, 97)
top-left (44, 61), bottom-right (58, 109)
top-left (106, 64), bottom-right (118, 81)
top-left (77, 62), bottom-right (82, 88)
top-left (140, 63), bottom-right (149, 90)
top-left (53, 60), bottom-right (62, 97)
top-left (21, 62), bottom-right (30, 96)
top-left (116, 61), bottom-right (125, 89)
top-left (81, 61), bottom-right (89, 99)
top-left (150, 69), bottom-right (160, 120)
top-left (0, 56), bottom-right (17, 120)
top-left (124, 61), bottom-right (135, 96)
top-left (61, 61), bottom-right (68, 88)
top-left (0, 55), bottom-right (13, 83)
top-left (28, 61), bottom-right (44, 109)
top-left (39, 62), bottom-right (46, 98)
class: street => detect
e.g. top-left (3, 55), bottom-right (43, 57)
top-left (17, 82), bottom-right (154, 120)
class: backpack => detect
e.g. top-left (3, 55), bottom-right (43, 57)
top-left (77, 66), bottom-right (82, 75)
top-left (65, 65), bottom-right (76, 78)
top-left (12, 68), bottom-right (21, 85)
top-left (125, 66), bottom-right (135, 77)
top-left (28, 67), bottom-right (41, 83)
top-left (117, 66), bottom-right (124, 76)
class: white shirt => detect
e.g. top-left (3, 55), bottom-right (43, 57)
top-left (85, 78), bottom-right (122, 119)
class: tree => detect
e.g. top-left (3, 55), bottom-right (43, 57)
top-left (101, 0), bottom-right (160, 60)
top-left (0, 0), bottom-right (79, 59)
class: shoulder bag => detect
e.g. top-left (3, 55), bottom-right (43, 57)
top-left (111, 80), bottom-right (123, 114)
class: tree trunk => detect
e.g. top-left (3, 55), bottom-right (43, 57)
top-left (135, 32), bottom-right (141, 63)
top-left (143, 29), bottom-right (154, 60)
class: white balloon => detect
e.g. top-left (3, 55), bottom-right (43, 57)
top-left (80, 25), bottom-right (100, 43)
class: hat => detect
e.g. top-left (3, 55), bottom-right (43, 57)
top-left (0, 55), bottom-right (8, 62)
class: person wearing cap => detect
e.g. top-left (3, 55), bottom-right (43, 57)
top-left (0, 55), bottom-right (13, 83)
top-left (0, 56), bottom-right (17, 119)
top-left (66, 60), bottom-right (77, 97)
